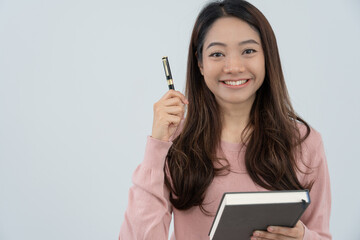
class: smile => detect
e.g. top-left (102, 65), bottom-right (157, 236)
top-left (222, 79), bottom-right (249, 86)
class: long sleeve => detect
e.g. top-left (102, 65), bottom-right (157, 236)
top-left (300, 131), bottom-right (332, 240)
top-left (119, 136), bottom-right (173, 240)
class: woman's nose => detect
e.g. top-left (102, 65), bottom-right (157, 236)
top-left (223, 56), bottom-right (245, 74)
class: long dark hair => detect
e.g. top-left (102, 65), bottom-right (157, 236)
top-left (164, 0), bottom-right (312, 212)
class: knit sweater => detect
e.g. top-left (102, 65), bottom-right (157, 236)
top-left (119, 124), bottom-right (331, 239)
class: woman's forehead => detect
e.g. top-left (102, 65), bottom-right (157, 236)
top-left (203, 17), bottom-right (261, 47)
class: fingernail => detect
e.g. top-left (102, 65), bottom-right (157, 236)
top-left (268, 226), bottom-right (274, 232)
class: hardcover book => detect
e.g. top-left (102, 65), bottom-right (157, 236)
top-left (209, 190), bottom-right (310, 240)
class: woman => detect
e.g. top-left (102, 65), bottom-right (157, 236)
top-left (119, 0), bottom-right (331, 239)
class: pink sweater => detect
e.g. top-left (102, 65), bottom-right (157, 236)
top-left (119, 125), bottom-right (331, 239)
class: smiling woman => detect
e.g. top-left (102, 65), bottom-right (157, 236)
top-left (199, 17), bottom-right (265, 112)
top-left (119, 0), bottom-right (331, 239)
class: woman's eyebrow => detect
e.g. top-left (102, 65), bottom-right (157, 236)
top-left (206, 39), bottom-right (260, 50)
top-left (206, 42), bottom-right (226, 50)
top-left (239, 39), bottom-right (260, 46)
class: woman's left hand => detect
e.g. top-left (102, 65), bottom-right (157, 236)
top-left (251, 220), bottom-right (304, 240)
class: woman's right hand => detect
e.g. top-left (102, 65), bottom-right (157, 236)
top-left (151, 90), bottom-right (189, 142)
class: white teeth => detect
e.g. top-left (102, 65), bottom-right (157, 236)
top-left (224, 80), bottom-right (248, 86)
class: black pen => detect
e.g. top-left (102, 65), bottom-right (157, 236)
top-left (162, 56), bottom-right (175, 90)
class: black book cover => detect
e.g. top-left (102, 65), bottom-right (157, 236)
top-left (209, 191), bottom-right (310, 240)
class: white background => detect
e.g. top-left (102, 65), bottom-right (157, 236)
top-left (1, 0), bottom-right (359, 239)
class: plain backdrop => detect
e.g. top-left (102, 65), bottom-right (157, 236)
top-left (1, 0), bottom-right (359, 239)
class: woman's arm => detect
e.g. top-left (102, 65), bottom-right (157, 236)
top-left (119, 90), bottom-right (188, 239)
top-left (119, 137), bottom-right (173, 240)
top-left (300, 134), bottom-right (332, 240)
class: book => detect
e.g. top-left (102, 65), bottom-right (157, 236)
top-left (209, 190), bottom-right (310, 240)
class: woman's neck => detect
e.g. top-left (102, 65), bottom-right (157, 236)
top-left (220, 102), bottom-right (252, 144)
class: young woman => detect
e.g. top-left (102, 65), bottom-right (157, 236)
top-left (119, 0), bottom-right (331, 239)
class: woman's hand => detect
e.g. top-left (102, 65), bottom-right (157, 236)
top-left (251, 221), bottom-right (304, 240)
top-left (151, 90), bottom-right (189, 142)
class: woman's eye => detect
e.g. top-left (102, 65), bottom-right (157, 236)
top-left (209, 52), bottom-right (224, 57)
top-left (243, 49), bottom-right (256, 54)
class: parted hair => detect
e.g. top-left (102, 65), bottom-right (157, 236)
top-left (164, 0), bottom-right (312, 213)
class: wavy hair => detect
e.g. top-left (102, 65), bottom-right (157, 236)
top-left (164, 0), bottom-right (312, 213)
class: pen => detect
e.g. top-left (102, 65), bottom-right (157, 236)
top-left (162, 56), bottom-right (175, 90)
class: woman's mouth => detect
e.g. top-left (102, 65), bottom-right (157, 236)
top-left (221, 79), bottom-right (250, 87)
top-left (223, 79), bottom-right (249, 86)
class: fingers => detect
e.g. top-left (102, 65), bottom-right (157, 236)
top-left (251, 231), bottom-right (290, 240)
top-left (164, 106), bottom-right (185, 118)
top-left (166, 114), bottom-right (182, 126)
top-left (154, 97), bottom-right (186, 118)
top-left (151, 90), bottom-right (189, 141)
top-left (153, 106), bottom-right (183, 124)
top-left (162, 97), bottom-right (186, 109)
top-left (266, 224), bottom-right (301, 238)
top-left (251, 221), bottom-right (304, 240)
top-left (154, 90), bottom-right (188, 117)
top-left (266, 221), bottom-right (304, 238)
top-left (160, 89), bottom-right (189, 105)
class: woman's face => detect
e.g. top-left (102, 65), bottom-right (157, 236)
top-left (199, 17), bottom-right (265, 109)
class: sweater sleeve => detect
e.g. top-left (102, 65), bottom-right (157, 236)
top-left (119, 136), bottom-right (173, 240)
top-left (300, 131), bottom-right (332, 240)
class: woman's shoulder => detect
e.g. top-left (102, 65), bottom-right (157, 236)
top-left (296, 121), bottom-right (325, 167)
top-left (297, 121), bottom-right (323, 147)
